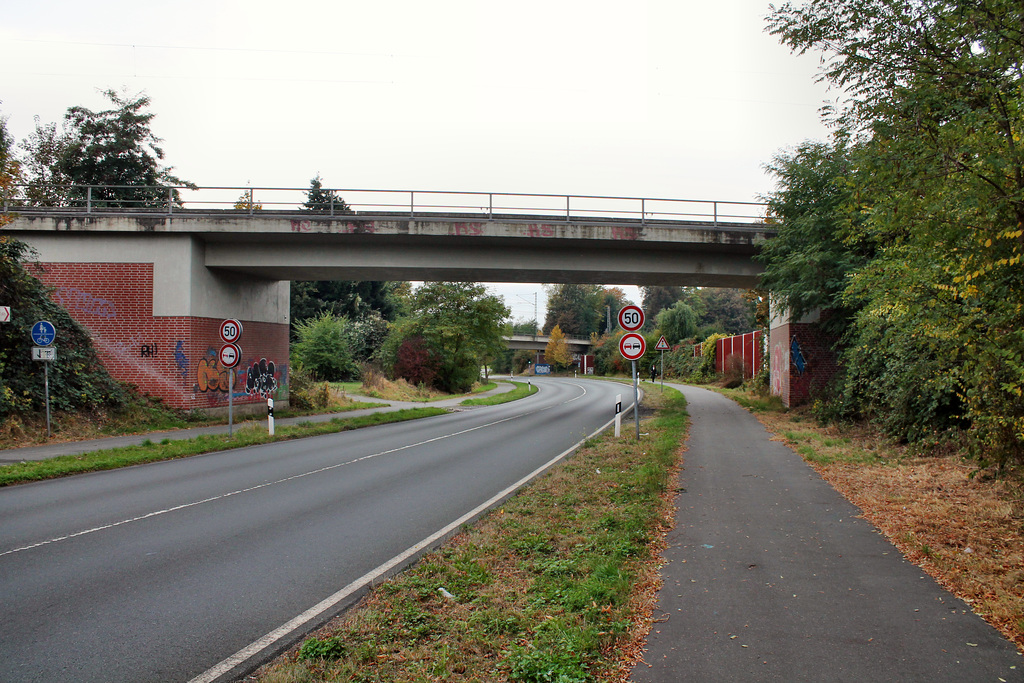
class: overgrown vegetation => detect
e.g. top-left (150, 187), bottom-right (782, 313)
top-left (760, 0), bottom-right (1024, 469)
top-left (254, 388), bottom-right (688, 683)
top-left (0, 237), bottom-right (130, 417)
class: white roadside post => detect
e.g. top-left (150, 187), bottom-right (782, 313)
top-left (267, 398), bottom-right (275, 436)
top-left (614, 394), bottom-right (622, 437)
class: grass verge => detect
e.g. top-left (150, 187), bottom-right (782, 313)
top-left (719, 386), bottom-right (1024, 652)
top-left (459, 381), bottom-right (538, 407)
top-left (0, 408), bottom-right (447, 487)
top-left (253, 388), bottom-right (689, 683)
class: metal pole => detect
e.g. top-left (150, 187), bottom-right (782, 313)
top-left (660, 350), bottom-right (665, 392)
top-left (168, 187), bottom-right (174, 214)
top-left (228, 369), bottom-right (234, 437)
top-left (410, 191), bottom-right (415, 218)
top-left (632, 360), bottom-right (640, 440)
top-left (86, 186), bottom-right (92, 213)
top-left (44, 361), bottom-right (51, 438)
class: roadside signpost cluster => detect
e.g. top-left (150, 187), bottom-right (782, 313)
top-left (617, 305), bottom-right (645, 440)
top-left (219, 319), bottom-right (242, 435)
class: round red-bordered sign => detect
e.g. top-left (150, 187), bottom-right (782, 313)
top-left (219, 319), bottom-right (243, 344)
top-left (617, 305), bottom-right (644, 332)
top-left (619, 332), bottom-right (646, 361)
top-left (219, 343), bottom-right (241, 368)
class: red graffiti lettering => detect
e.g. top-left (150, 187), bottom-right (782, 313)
top-left (527, 224), bottom-right (556, 238)
top-left (291, 220), bottom-right (312, 232)
top-left (611, 226), bottom-right (640, 240)
top-left (451, 223), bottom-right (484, 236)
top-left (344, 222), bottom-right (375, 234)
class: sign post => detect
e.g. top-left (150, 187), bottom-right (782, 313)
top-left (655, 336), bottom-right (670, 392)
top-left (0, 306), bottom-right (10, 323)
top-left (619, 329), bottom-right (646, 440)
top-left (219, 343), bottom-right (241, 435)
top-left (31, 320), bottom-right (56, 438)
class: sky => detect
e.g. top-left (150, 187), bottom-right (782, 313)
top-left (1, 0), bottom-right (832, 325)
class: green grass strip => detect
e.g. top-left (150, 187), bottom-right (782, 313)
top-left (259, 388), bottom-right (689, 682)
top-left (0, 407), bottom-right (447, 487)
top-left (459, 381), bottom-right (538, 406)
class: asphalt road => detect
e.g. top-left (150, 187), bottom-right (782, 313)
top-left (0, 377), bottom-right (630, 683)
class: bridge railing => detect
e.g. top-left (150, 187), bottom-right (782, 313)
top-left (2, 184), bottom-right (768, 226)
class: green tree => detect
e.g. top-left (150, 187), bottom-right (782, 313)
top-left (543, 284), bottom-right (603, 337)
top-left (0, 107), bottom-right (20, 225)
top-left (408, 282), bottom-right (509, 393)
top-left (641, 286), bottom-right (683, 327)
top-left (756, 136), bottom-right (868, 337)
top-left (302, 174), bottom-right (352, 214)
top-left (768, 0), bottom-right (1024, 465)
top-left (18, 115), bottom-right (74, 206)
top-left (52, 89), bottom-right (194, 207)
top-left (545, 325), bottom-right (573, 370)
top-left (655, 300), bottom-right (698, 344)
top-left (291, 312), bottom-right (359, 381)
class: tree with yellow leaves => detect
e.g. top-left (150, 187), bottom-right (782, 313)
top-left (545, 325), bottom-right (573, 371)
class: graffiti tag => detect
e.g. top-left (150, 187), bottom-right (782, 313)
top-left (245, 358), bottom-right (279, 398)
top-left (54, 287), bottom-right (117, 318)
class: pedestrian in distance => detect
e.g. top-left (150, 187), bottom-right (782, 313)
top-left (650, 363), bottom-right (657, 383)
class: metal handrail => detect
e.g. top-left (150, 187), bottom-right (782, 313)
top-left (2, 184), bottom-right (769, 226)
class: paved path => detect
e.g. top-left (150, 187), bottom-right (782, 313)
top-left (0, 382), bottom-right (517, 463)
top-left (632, 384), bottom-right (1022, 682)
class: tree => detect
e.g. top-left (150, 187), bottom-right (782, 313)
top-left (767, 0), bottom-right (1024, 465)
top-left (410, 282), bottom-right (509, 393)
top-left (545, 325), bottom-right (573, 370)
top-left (656, 300), bottom-right (698, 344)
top-left (51, 89), bottom-right (194, 207)
top-left (0, 107), bottom-right (19, 227)
top-left (302, 174), bottom-right (352, 214)
top-left (641, 286), bottom-right (683, 326)
top-left (290, 312), bottom-right (359, 381)
top-left (543, 284), bottom-right (603, 337)
top-left (18, 116), bottom-right (74, 206)
top-left (233, 190), bottom-right (262, 211)
top-left (757, 137), bottom-right (868, 337)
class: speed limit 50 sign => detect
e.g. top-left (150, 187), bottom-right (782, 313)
top-left (618, 305), bottom-right (644, 332)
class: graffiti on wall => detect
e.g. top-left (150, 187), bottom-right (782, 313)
top-left (771, 342), bottom-right (785, 396)
top-left (790, 336), bottom-right (807, 375)
top-left (54, 286), bottom-right (117, 318)
top-left (245, 358), bottom-right (279, 398)
top-left (196, 348), bottom-right (230, 393)
top-left (174, 341), bottom-right (188, 377)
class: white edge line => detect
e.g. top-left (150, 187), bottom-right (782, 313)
top-left (187, 399), bottom-right (631, 683)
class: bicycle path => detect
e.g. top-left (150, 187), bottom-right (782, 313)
top-left (632, 383), bottom-right (1021, 682)
top-left (0, 382), bottom-right (517, 463)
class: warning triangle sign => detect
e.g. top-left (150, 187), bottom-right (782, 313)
top-left (655, 336), bottom-right (670, 351)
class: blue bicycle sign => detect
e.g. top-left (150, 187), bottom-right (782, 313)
top-left (31, 320), bottom-right (56, 346)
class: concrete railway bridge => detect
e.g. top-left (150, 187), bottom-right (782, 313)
top-left (1, 186), bottom-right (819, 413)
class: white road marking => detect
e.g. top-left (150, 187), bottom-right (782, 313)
top-left (187, 405), bottom-right (622, 683)
top-left (1, 381), bottom-right (598, 559)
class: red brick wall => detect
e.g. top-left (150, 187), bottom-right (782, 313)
top-left (34, 262), bottom-right (289, 411)
top-left (768, 321), bottom-right (839, 406)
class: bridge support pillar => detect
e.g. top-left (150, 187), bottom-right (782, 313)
top-left (768, 303), bottom-right (839, 407)
top-left (23, 233), bottom-right (290, 414)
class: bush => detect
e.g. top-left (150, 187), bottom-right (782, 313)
top-left (393, 336), bottom-right (441, 388)
top-left (291, 312), bottom-right (359, 381)
top-left (287, 364), bottom-right (331, 410)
